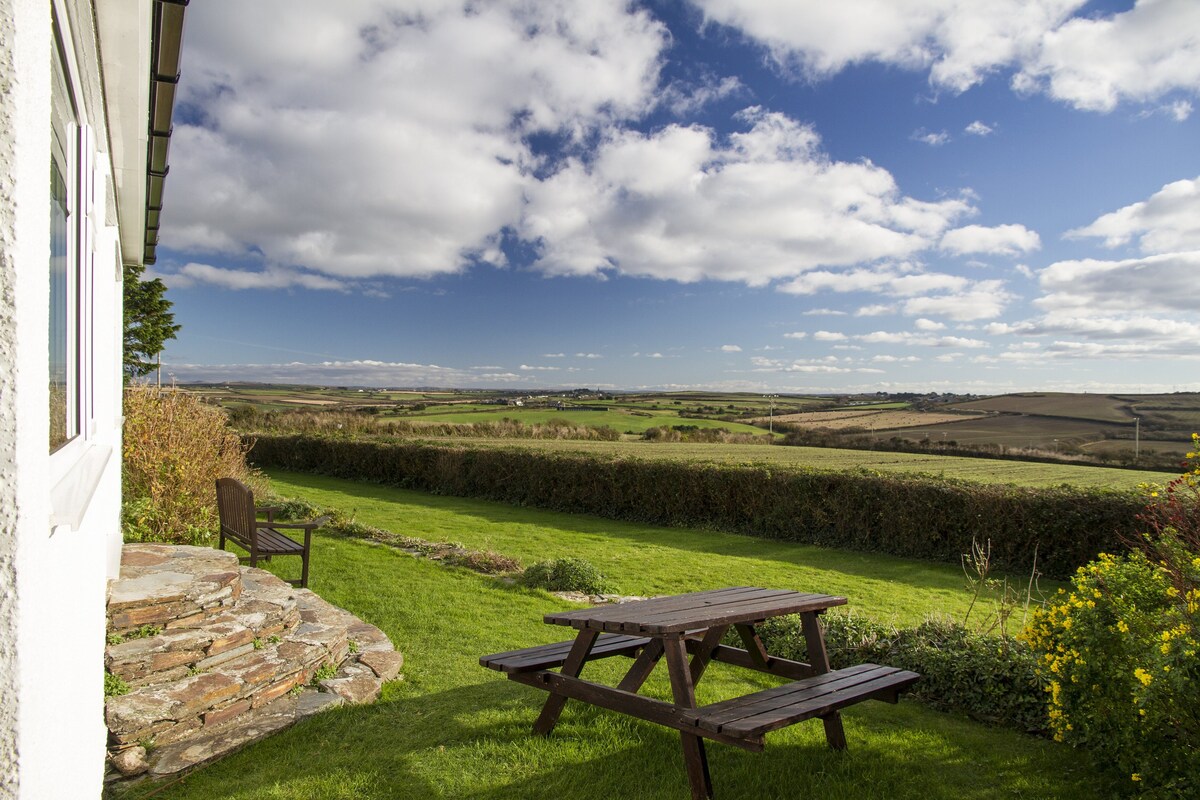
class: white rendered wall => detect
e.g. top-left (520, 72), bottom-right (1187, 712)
top-left (1, 1), bottom-right (130, 796)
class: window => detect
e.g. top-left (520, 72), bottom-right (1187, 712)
top-left (49, 31), bottom-right (75, 451)
top-left (48, 22), bottom-right (93, 455)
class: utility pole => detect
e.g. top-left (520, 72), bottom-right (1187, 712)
top-left (765, 394), bottom-right (778, 434)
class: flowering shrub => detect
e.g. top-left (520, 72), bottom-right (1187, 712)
top-left (1025, 437), bottom-right (1200, 796)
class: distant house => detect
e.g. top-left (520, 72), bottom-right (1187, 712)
top-left (0, 1), bottom-right (186, 796)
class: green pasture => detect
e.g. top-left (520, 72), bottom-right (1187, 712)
top-left (133, 472), bottom-right (1099, 799)
top-left (406, 407), bottom-right (772, 436)
top-left (406, 438), bottom-right (1177, 489)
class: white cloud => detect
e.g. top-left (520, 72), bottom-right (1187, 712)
top-left (901, 280), bottom-right (1013, 321)
top-left (872, 355), bottom-right (921, 363)
top-left (855, 304), bottom-right (894, 317)
top-left (169, 0), bottom-right (668, 281)
top-left (1014, 0), bottom-right (1200, 113)
top-left (1067, 175), bottom-right (1200, 254)
top-left (1036, 252), bottom-right (1200, 314)
top-left (914, 318), bottom-right (946, 331)
top-left (575, 353), bottom-right (604, 359)
top-left (163, 262), bottom-right (350, 291)
top-left (858, 331), bottom-right (989, 348)
top-left (691, 0), bottom-right (1084, 93)
top-left (940, 224), bottom-right (1041, 255)
top-left (911, 129), bottom-right (950, 146)
top-left (964, 120), bottom-right (994, 136)
top-left (519, 364), bottom-right (560, 371)
top-left (783, 332), bottom-right (809, 339)
top-left (542, 353), bottom-right (566, 358)
top-left (720, 344), bottom-right (743, 352)
top-left (802, 308), bottom-right (848, 316)
top-left (693, 1), bottom-right (1200, 114)
top-left (165, 358), bottom-right (523, 387)
top-left (813, 330), bottom-right (848, 341)
top-left (522, 107), bottom-right (973, 283)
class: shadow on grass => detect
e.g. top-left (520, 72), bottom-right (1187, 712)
top-left (133, 677), bottom-right (1099, 800)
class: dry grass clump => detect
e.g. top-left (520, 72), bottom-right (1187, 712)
top-left (122, 387), bottom-right (259, 545)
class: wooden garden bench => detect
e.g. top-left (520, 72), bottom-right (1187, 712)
top-left (215, 477), bottom-right (326, 588)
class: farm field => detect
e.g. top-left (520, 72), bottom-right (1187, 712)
top-left (757, 409), bottom-right (978, 430)
top-left (136, 472), bottom-right (1101, 800)
top-left (952, 392), bottom-right (1136, 422)
top-left (399, 437), bottom-right (1177, 489)
top-left (403, 407), bottom-right (771, 436)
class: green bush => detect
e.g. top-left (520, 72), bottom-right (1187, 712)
top-left (246, 435), bottom-right (1143, 578)
top-left (122, 388), bottom-right (259, 545)
top-left (1024, 447), bottom-right (1200, 797)
top-left (758, 614), bottom-right (1046, 733)
top-left (521, 557), bottom-right (612, 594)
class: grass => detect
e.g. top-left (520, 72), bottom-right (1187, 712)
top-left (396, 437), bottom-right (1177, 489)
top-left (129, 473), bottom-right (1102, 800)
top-left (265, 470), bottom-right (1059, 626)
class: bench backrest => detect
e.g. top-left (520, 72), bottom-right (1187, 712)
top-left (215, 477), bottom-right (257, 549)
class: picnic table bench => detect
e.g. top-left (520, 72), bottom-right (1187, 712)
top-left (481, 587), bottom-right (919, 799)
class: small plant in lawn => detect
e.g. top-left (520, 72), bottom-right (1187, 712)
top-left (105, 671), bottom-right (130, 699)
top-left (521, 557), bottom-right (612, 594)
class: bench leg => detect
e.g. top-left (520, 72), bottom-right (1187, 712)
top-left (533, 629), bottom-right (598, 736)
top-left (800, 611), bottom-right (848, 750)
top-left (664, 634), bottom-right (713, 800)
top-left (616, 639), bottom-right (664, 693)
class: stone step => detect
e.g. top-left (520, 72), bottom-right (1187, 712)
top-left (108, 545), bottom-right (246, 635)
top-left (104, 544), bottom-right (404, 782)
top-left (107, 566), bottom-right (302, 688)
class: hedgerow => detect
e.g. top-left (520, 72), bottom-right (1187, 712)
top-left (758, 614), bottom-right (1047, 733)
top-left (246, 435), bottom-right (1144, 578)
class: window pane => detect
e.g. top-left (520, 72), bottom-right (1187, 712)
top-left (49, 157), bottom-right (71, 450)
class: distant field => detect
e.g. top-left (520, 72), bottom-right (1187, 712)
top-left (887, 414), bottom-right (1114, 447)
top-left (952, 393), bottom-right (1135, 423)
top-left (405, 437), bottom-right (1176, 489)
top-left (758, 409), bottom-right (976, 430)
top-left (406, 407), bottom-right (771, 436)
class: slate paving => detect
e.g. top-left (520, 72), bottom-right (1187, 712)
top-left (105, 544), bottom-right (403, 783)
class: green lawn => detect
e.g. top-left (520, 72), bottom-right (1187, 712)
top-left (411, 437), bottom-right (1175, 489)
top-left (131, 474), bottom-right (1100, 800)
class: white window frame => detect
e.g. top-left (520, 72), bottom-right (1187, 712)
top-left (48, 3), bottom-right (103, 522)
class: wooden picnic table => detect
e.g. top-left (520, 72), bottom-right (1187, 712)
top-left (481, 587), bottom-right (919, 799)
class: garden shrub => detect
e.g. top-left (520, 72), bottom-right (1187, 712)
top-left (758, 614), bottom-right (1047, 733)
top-left (122, 388), bottom-right (258, 545)
top-left (521, 557), bottom-right (612, 594)
top-left (247, 435), bottom-right (1144, 578)
top-left (1024, 443), bottom-right (1200, 797)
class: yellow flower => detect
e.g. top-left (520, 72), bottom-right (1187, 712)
top-left (1132, 774), bottom-right (1141, 782)
top-left (1134, 667), bottom-right (1153, 686)
top-left (1117, 620), bottom-right (1130, 633)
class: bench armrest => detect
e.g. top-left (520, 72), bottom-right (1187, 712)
top-left (259, 515), bottom-right (330, 531)
top-left (255, 505), bottom-right (282, 522)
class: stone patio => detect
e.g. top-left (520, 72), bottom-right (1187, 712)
top-left (105, 544), bottom-right (404, 783)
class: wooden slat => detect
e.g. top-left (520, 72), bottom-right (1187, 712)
top-left (544, 587), bottom-right (765, 628)
top-left (254, 527), bottom-right (304, 554)
top-left (544, 588), bottom-right (847, 635)
top-left (480, 633), bottom-right (650, 674)
top-left (686, 665), bottom-right (919, 737)
top-left (689, 642), bottom-right (817, 680)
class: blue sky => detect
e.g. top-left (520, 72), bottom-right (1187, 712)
top-left (154, 0), bottom-right (1200, 393)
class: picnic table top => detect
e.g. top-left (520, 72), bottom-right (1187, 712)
top-left (543, 586), bottom-right (847, 635)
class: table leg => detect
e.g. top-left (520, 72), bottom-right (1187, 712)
top-left (533, 629), bottom-right (598, 736)
top-left (616, 638), bottom-right (664, 693)
top-left (663, 634), bottom-right (713, 800)
top-left (800, 611), bottom-right (847, 750)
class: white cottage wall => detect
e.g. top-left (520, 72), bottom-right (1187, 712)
top-left (1, 0), bottom-right (139, 796)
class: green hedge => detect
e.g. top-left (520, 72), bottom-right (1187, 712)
top-left (247, 435), bottom-right (1144, 579)
top-left (758, 614), bottom-right (1047, 733)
